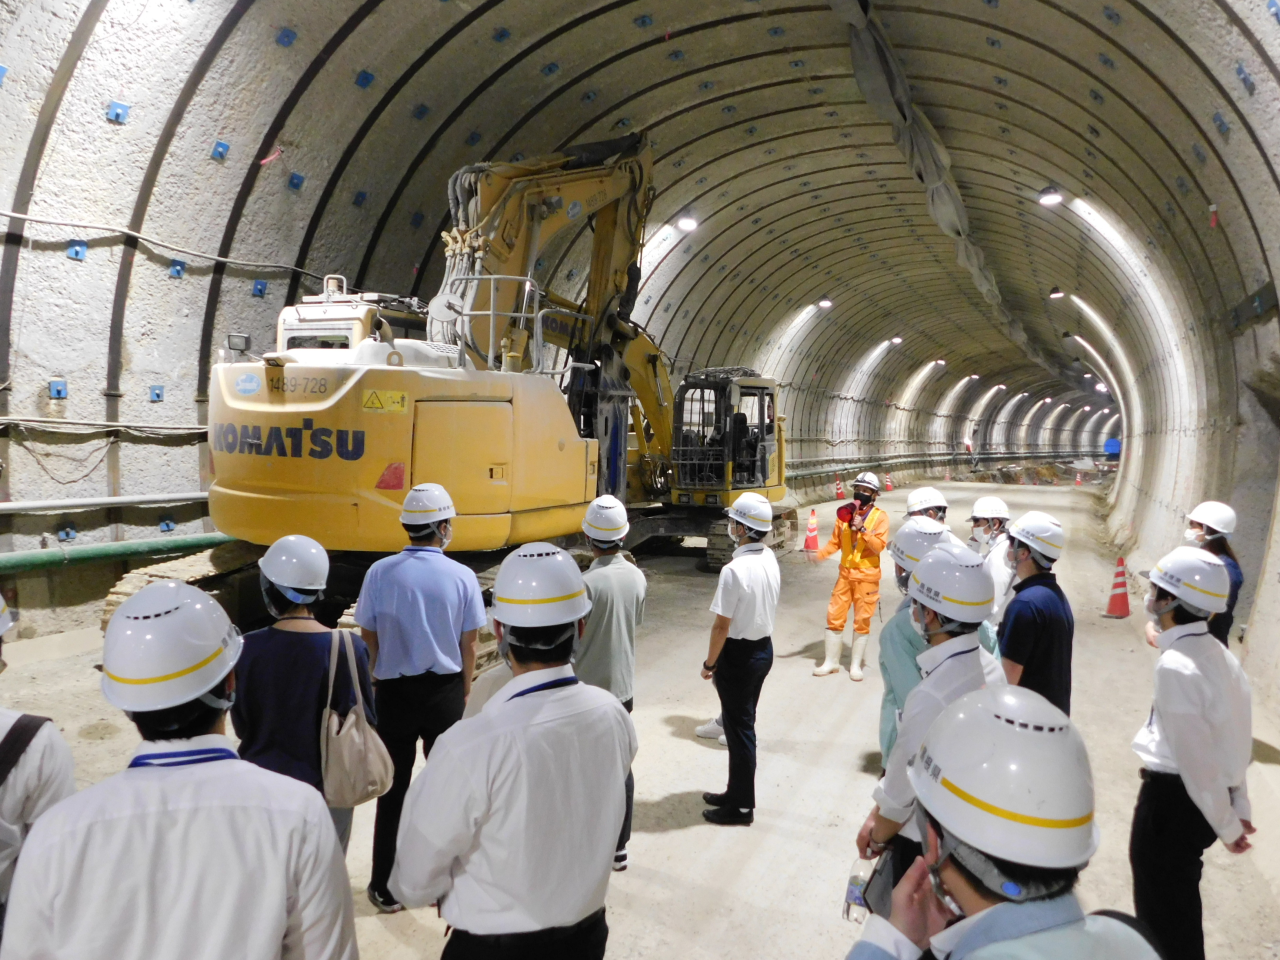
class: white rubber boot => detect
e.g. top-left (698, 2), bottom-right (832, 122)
top-left (813, 629), bottom-right (844, 676)
top-left (849, 635), bottom-right (868, 681)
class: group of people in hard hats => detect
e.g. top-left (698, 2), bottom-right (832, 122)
top-left (0, 462), bottom-right (1257, 960)
top-left (808, 474), bottom-right (1253, 960)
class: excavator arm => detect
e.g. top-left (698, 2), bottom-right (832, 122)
top-left (432, 133), bottom-right (675, 499)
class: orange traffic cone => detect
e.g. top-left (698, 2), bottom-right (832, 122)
top-left (835, 476), bottom-right (845, 500)
top-left (1020, 472), bottom-right (1027, 485)
top-left (1102, 557), bottom-right (1130, 618)
top-left (944, 467), bottom-right (951, 482)
top-left (884, 473), bottom-right (893, 491)
top-left (1075, 472), bottom-right (1082, 486)
top-left (803, 509), bottom-right (819, 551)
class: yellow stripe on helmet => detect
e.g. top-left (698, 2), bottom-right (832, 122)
top-left (941, 777), bottom-right (1093, 829)
top-left (104, 646), bottom-right (224, 686)
top-left (495, 589), bottom-right (587, 605)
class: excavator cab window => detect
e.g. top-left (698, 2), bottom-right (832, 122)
top-left (733, 390), bottom-right (772, 487)
top-left (287, 334), bottom-right (350, 349)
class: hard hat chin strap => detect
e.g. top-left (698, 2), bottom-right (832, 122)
top-left (918, 805), bottom-right (1075, 905)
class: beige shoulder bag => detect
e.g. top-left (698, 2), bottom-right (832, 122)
top-left (321, 630), bottom-right (394, 807)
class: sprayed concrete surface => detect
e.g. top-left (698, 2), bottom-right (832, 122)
top-left (4, 483), bottom-right (1280, 959)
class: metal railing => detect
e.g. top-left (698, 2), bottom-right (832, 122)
top-left (785, 449), bottom-right (1098, 480)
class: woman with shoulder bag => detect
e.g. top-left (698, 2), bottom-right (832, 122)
top-left (232, 535), bottom-right (381, 852)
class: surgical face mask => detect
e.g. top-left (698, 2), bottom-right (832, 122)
top-left (436, 521), bottom-right (453, 550)
top-left (972, 524), bottom-right (990, 545)
top-left (1145, 590), bottom-right (1177, 631)
top-left (910, 601), bottom-right (929, 639)
top-left (911, 807), bottom-right (964, 918)
top-left (727, 521), bottom-right (742, 546)
top-left (1183, 527), bottom-right (1202, 544)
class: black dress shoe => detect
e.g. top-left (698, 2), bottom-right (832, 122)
top-left (702, 791), bottom-right (730, 807)
top-left (702, 806), bottom-right (753, 826)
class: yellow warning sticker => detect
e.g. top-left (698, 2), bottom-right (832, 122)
top-left (362, 390), bottom-right (408, 414)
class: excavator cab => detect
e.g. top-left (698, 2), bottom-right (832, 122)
top-left (671, 367), bottom-right (783, 508)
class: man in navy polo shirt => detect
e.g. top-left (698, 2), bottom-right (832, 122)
top-left (356, 483), bottom-right (485, 913)
top-left (997, 510), bottom-right (1075, 714)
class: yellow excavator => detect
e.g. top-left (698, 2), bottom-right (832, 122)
top-left (207, 133), bottom-right (793, 568)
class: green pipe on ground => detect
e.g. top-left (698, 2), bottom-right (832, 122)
top-left (0, 533), bottom-right (236, 575)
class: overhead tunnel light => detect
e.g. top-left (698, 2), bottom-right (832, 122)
top-left (1038, 185), bottom-right (1064, 206)
top-left (817, 297), bottom-right (833, 308)
top-left (935, 359), bottom-right (946, 365)
top-left (969, 374), bottom-right (980, 379)
top-left (891, 337), bottom-right (903, 344)
top-left (997, 384), bottom-right (1007, 389)
top-left (1050, 287), bottom-right (1066, 299)
top-left (676, 216), bottom-right (698, 231)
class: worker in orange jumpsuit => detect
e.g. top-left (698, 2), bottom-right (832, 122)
top-left (810, 472), bottom-right (890, 680)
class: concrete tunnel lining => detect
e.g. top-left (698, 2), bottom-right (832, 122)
top-left (0, 0), bottom-right (1278, 709)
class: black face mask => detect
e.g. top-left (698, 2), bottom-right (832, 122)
top-left (853, 493), bottom-right (871, 508)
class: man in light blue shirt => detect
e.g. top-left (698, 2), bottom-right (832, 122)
top-left (355, 483), bottom-right (485, 913)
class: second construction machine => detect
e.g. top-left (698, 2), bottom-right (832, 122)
top-left (208, 133), bottom-right (794, 567)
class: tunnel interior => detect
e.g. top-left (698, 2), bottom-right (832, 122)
top-left (2, 0), bottom-right (1279, 701)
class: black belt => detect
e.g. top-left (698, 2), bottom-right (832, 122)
top-left (1139, 768), bottom-right (1181, 782)
top-left (451, 907), bottom-right (605, 946)
top-left (727, 635), bottom-right (771, 645)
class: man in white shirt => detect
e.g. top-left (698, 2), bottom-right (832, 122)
top-left (968, 496), bottom-right (1014, 657)
top-left (856, 543), bottom-right (1003, 886)
top-left (0, 593), bottom-right (77, 932)
top-left (700, 493), bottom-right (780, 826)
top-left (391, 543), bottom-right (635, 960)
top-left (576, 495), bottom-right (647, 870)
top-left (1130, 546), bottom-right (1254, 960)
top-left (1, 580), bottom-right (355, 960)
top-left (0, 706), bottom-right (75, 932)
top-left (850, 687), bottom-right (1161, 960)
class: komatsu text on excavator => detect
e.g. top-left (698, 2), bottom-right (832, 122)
top-left (208, 133), bottom-right (794, 568)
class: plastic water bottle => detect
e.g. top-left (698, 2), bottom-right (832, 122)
top-left (843, 858), bottom-right (874, 922)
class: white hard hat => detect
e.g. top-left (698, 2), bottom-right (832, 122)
top-left (1146, 546), bottom-right (1229, 615)
top-left (1007, 510), bottom-right (1064, 561)
top-left (909, 541), bottom-right (994, 623)
top-left (258, 535), bottom-right (329, 601)
top-left (889, 516), bottom-right (951, 572)
top-left (101, 581), bottom-right (242, 713)
top-left (1187, 500), bottom-right (1236, 535)
top-left (911, 687), bottom-right (1098, 872)
top-left (399, 482), bottom-right (456, 526)
top-left (726, 491), bottom-right (773, 532)
top-left (583, 494), bottom-right (630, 543)
top-left (853, 471), bottom-right (880, 492)
top-left (906, 487), bottom-right (948, 514)
top-left (969, 496), bottom-right (1011, 521)
top-left (491, 542), bottom-right (592, 630)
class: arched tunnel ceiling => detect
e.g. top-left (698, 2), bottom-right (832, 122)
top-left (1, 0), bottom-right (1277, 543)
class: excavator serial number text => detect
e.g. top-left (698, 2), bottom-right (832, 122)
top-left (268, 375), bottom-right (329, 395)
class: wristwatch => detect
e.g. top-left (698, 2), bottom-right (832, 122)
top-left (703, 660), bottom-right (717, 672)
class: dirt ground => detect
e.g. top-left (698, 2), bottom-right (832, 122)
top-left (5, 482), bottom-right (1280, 959)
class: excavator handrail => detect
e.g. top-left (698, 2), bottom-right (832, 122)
top-left (533, 306), bottom-right (595, 375)
top-left (444, 273), bottom-right (542, 369)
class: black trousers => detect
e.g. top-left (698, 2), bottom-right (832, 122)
top-left (371, 670), bottom-right (465, 895)
top-left (619, 698), bottom-right (634, 852)
top-left (442, 908), bottom-right (607, 960)
top-left (1130, 770), bottom-right (1220, 960)
top-left (714, 636), bottom-right (773, 809)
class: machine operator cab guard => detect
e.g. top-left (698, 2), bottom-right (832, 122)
top-left (670, 366), bottom-right (783, 510)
